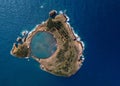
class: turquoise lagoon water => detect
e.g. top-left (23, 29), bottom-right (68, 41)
top-left (30, 32), bottom-right (57, 58)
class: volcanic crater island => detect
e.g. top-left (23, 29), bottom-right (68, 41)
top-left (11, 10), bottom-right (85, 77)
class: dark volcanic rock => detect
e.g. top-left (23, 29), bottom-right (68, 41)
top-left (49, 10), bottom-right (57, 18)
top-left (16, 37), bottom-right (22, 43)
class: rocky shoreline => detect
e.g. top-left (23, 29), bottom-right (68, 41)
top-left (11, 10), bottom-right (85, 77)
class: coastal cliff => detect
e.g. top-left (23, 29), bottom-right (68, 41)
top-left (11, 10), bottom-right (84, 77)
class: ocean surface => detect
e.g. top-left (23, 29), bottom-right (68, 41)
top-left (0, 0), bottom-right (120, 86)
top-left (31, 32), bottom-right (57, 58)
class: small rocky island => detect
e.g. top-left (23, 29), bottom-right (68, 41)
top-left (11, 10), bottom-right (85, 77)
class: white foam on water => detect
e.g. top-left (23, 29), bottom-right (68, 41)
top-left (39, 3), bottom-right (47, 9)
top-left (25, 57), bottom-right (29, 59)
top-left (65, 14), bottom-right (85, 50)
top-left (41, 21), bottom-right (45, 24)
top-left (40, 5), bottom-right (44, 8)
top-left (59, 9), bottom-right (67, 14)
top-left (59, 10), bottom-right (63, 14)
top-left (21, 30), bottom-right (29, 36)
top-left (81, 41), bottom-right (85, 50)
top-left (66, 22), bottom-right (81, 41)
top-left (66, 15), bottom-right (70, 22)
top-left (81, 55), bottom-right (85, 62)
top-left (25, 57), bottom-right (30, 61)
top-left (28, 24), bottom-right (39, 35)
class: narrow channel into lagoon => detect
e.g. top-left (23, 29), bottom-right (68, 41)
top-left (30, 32), bottom-right (57, 58)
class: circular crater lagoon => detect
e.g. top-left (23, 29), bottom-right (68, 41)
top-left (30, 32), bottom-right (57, 58)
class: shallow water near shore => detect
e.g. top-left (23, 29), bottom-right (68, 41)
top-left (30, 32), bottom-right (57, 58)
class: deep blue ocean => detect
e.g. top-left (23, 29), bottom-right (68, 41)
top-left (0, 0), bottom-right (120, 86)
